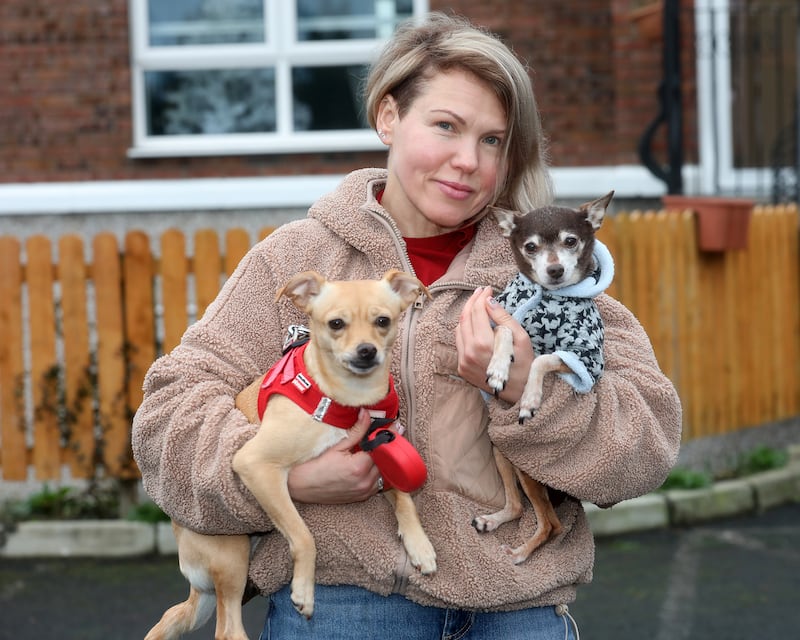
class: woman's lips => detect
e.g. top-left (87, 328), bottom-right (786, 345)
top-left (438, 180), bottom-right (474, 200)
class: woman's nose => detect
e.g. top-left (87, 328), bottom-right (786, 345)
top-left (451, 140), bottom-right (479, 172)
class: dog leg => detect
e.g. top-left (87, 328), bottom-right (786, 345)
top-left (472, 448), bottom-right (524, 533)
top-left (145, 525), bottom-right (251, 640)
top-left (383, 490), bottom-right (437, 574)
top-left (486, 325), bottom-right (514, 395)
top-left (210, 534), bottom-right (253, 640)
top-left (518, 353), bottom-right (570, 422)
top-left (500, 470), bottom-right (562, 565)
top-left (232, 445), bottom-right (317, 619)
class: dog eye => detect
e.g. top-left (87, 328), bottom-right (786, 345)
top-left (375, 316), bottom-right (391, 329)
top-left (328, 319), bottom-right (345, 331)
top-left (524, 242), bottom-right (537, 253)
top-left (563, 237), bottom-right (578, 248)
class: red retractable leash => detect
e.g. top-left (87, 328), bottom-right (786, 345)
top-left (357, 417), bottom-right (427, 493)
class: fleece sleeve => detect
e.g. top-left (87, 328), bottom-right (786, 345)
top-left (487, 294), bottom-right (682, 507)
top-left (131, 249), bottom-right (288, 535)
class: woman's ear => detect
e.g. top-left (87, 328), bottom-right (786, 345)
top-left (375, 95), bottom-right (398, 144)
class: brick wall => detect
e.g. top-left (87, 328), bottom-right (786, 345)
top-left (0, 0), bottom-right (672, 184)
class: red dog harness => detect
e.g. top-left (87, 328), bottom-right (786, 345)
top-left (256, 341), bottom-right (399, 426)
top-left (255, 340), bottom-right (427, 492)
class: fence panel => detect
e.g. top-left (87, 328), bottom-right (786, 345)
top-left (92, 233), bottom-right (129, 479)
top-left (194, 229), bottom-right (222, 318)
top-left (0, 236), bottom-right (26, 480)
top-left (0, 209), bottom-right (798, 481)
top-left (160, 229), bottom-right (189, 354)
top-left (26, 236), bottom-right (60, 480)
top-left (58, 235), bottom-right (94, 477)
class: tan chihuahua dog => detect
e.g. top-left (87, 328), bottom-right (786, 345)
top-left (145, 270), bottom-right (437, 640)
top-left (473, 192), bottom-right (614, 564)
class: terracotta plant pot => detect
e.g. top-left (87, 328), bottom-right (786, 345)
top-left (662, 195), bottom-right (754, 252)
top-left (628, 2), bottom-right (663, 42)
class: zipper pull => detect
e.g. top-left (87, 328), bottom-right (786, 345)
top-left (414, 291), bottom-right (426, 309)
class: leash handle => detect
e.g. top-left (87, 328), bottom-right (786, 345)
top-left (359, 422), bottom-right (427, 493)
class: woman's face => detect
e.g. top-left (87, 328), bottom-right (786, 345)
top-left (376, 69), bottom-right (508, 237)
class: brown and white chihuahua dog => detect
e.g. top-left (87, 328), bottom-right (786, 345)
top-left (145, 270), bottom-right (436, 640)
top-left (472, 191), bottom-right (614, 564)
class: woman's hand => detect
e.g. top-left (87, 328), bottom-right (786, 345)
top-left (455, 286), bottom-right (534, 403)
top-left (287, 409), bottom-right (382, 504)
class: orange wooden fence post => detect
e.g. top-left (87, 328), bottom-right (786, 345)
top-left (160, 229), bottom-right (189, 354)
top-left (92, 233), bottom-right (128, 479)
top-left (58, 235), bottom-right (95, 478)
top-left (0, 236), bottom-right (27, 480)
top-left (120, 231), bottom-right (156, 478)
top-left (26, 236), bottom-right (61, 479)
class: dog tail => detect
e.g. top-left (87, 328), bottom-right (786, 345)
top-left (143, 588), bottom-right (216, 640)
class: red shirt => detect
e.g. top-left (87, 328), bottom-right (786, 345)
top-left (376, 189), bottom-right (476, 285)
top-left (403, 228), bottom-right (475, 285)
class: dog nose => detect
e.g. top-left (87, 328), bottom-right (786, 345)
top-left (356, 343), bottom-right (378, 361)
top-left (547, 264), bottom-right (564, 279)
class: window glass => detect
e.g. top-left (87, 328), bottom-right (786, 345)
top-left (145, 69), bottom-right (277, 135)
top-left (130, 1), bottom-right (428, 156)
top-left (148, 0), bottom-right (265, 46)
top-left (292, 65), bottom-right (368, 130)
top-left (296, 0), bottom-right (413, 41)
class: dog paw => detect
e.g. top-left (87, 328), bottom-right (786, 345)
top-left (472, 514), bottom-right (501, 533)
top-left (485, 353), bottom-right (512, 396)
top-left (409, 541), bottom-right (437, 575)
top-left (401, 530), bottom-right (437, 575)
top-left (499, 543), bottom-right (530, 565)
top-left (291, 582), bottom-right (314, 619)
top-left (486, 370), bottom-right (508, 395)
top-left (517, 407), bottom-right (536, 424)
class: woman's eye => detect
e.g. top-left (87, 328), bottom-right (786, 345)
top-left (484, 135), bottom-right (502, 146)
top-left (328, 319), bottom-right (345, 330)
top-left (437, 121), bottom-right (454, 132)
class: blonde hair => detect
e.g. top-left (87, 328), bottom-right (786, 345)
top-left (365, 12), bottom-right (553, 211)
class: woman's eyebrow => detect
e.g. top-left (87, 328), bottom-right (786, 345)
top-left (430, 108), bottom-right (506, 135)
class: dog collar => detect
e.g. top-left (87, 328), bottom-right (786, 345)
top-left (256, 342), bottom-right (399, 429)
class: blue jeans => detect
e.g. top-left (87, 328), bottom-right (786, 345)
top-left (260, 584), bottom-right (579, 640)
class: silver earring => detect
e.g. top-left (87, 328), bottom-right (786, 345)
top-left (378, 130), bottom-right (386, 140)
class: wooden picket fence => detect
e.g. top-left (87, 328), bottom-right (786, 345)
top-left (0, 205), bottom-right (798, 481)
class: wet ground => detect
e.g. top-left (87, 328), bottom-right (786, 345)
top-left (1, 503), bottom-right (798, 639)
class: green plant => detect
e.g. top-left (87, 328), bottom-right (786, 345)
top-left (735, 445), bottom-right (788, 477)
top-left (659, 467), bottom-right (713, 491)
top-left (127, 500), bottom-right (170, 524)
top-left (4, 483), bottom-right (120, 522)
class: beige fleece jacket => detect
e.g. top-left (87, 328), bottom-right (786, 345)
top-left (132, 168), bottom-right (682, 611)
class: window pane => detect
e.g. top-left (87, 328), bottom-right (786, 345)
top-left (729, 0), bottom-right (797, 169)
top-left (148, 0), bottom-right (264, 46)
top-left (296, 0), bottom-right (413, 41)
top-left (145, 69), bottom-right (276, 135)
top-left (292, 65), bottom-right (369, 131)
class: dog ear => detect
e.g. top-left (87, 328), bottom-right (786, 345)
top-left (580, 190), bottom-right (614, 231)
top-left (490, 207), bottom-right (519, 237)
top-left (276, 271), bottom-right (326, 311)
top-left (382, 269), bottom-right (430, 308)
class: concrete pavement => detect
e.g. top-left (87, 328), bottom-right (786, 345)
top-left (1, 503), bottom-right (798, 639)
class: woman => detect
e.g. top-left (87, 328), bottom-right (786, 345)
top-left (132, 12), bottom-right (681, 640)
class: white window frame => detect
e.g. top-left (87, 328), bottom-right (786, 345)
top-left (127, 0), bottom-right (428, 158)
top-left (693, 0), bottom-right (796, 196)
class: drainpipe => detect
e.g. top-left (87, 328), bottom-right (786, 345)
top-left (638, 0), bottom-right (684, 194)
